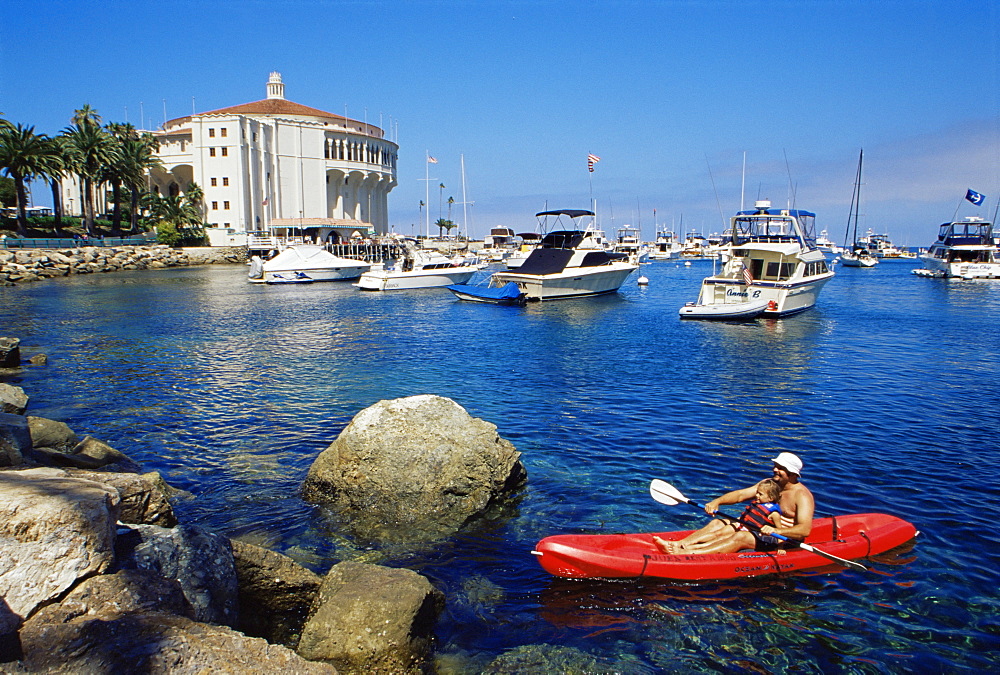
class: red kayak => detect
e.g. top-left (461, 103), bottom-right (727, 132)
top-left (532, 513), bottom-right (917, 581)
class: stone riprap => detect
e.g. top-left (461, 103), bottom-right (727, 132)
top-left (0, 245), bottom-right (245, 284)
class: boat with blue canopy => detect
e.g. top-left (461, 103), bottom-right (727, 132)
top-left (446, 281), bottom-right (527, 306)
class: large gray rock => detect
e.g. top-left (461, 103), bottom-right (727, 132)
top-left (67, 470), bottom-right (177, 526)
top-left (17, 589), bottom-right (336, 673)
top-left (297, 560), bottom-right (444, 674)
top-left (0, 468), bottom-right (120, 621)
top-left (0, 337), bottom-right (19, 368)
top-left (0, 412), bottom-right (30, 466)
top-left (0, 383), bottom-right (27, 415)
top-left (26, 416), bottom-right (78, 451)
top-left (70, 435), bottom-right (142, 472)
top-left (231, 540), bottom-right (322, 647)
top-left (115, 523), bottom-right (239, 627)
top-left (302, 395), bottom-right (526, 543)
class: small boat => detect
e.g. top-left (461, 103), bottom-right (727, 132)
top-left (446, 281), bottom-right (527, 306)
top-left (248, 245), bottom-right (371, 283)
top-left (839, 150), bottom-right (879, 269)
top-left (355, 237), bottom-right (478, 291)
top-left (915, 216), bottom-right (1000, 279)
top-left (532, 513), bottom-right (917, 581)
top-left (265, 271), bottom-right (314, 284)
top-left (678, 199), bottom-right (834, 318)
top-left (679, 298), bottom-right (771, 320)
top-left (491, 209), bottom-right (638, 301)
top-left (839, 247), bottom-right (879, 267)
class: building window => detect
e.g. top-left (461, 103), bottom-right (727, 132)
top-left (208, 128), bottom-right (215, 137)
top-left (220, 128), bottom-right (227, 138)
top-left (209, 147), bottom-right (216, 157)
top-left (211, 201), bottom-right (218, 210)
top-left (223, 177), bottom-right (229, 186)
top-left (223, 201), bottom-right (230, 210)
top-left (221, 147), bottom-right (228, 157)
top-left (210, 178), bottom-right (217, 187)
top-left (253, 132), bottom-right (258, 142)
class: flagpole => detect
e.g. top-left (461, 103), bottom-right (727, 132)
top-left (425, 151), bottom-right (431, 240)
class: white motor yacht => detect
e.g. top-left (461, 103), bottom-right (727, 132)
top-left (248, 245), bottom-right (371, 283)
top-left (649, 230), bottom-right (681, 260)
top-left (679, 200), bottom-right (835, 318)
top-left (491, 210), bottom-right (638, 300)
top-left (613, 226), bottom-right (650, 264)
top-left (914, 217), bottom-right (1000, 279)
top-left (354, 238), bottom-right (478, 290)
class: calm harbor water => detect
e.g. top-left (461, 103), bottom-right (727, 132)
top-left (2, 257), bottom-right (999, 673)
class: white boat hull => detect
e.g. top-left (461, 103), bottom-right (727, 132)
top-left (679, 298), bottom-right (770, 320)
top-left (355, 266), bottom-right (478, 291)
top-left (839, 256), bottom-right (878, 268)
top-left (493, 263), bottom-right (637, 300)
top-left (265, 266), bottom-right (367, 282)
top-left (694, 276), bottom-right (833, 317)
top-left (918, 258), bottom-right (1000, 279)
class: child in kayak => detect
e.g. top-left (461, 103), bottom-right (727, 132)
top-left (654, 478), bottom-right (783, 553)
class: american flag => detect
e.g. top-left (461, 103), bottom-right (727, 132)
top-left (587, 153), bottom-right (600, 172)
top-left (742, 263), bottom-right (753, 286)
top-left (427, 156), bottom-right (438, 164)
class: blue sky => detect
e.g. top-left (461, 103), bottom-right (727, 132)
top-left (2, 0), bottom-right (998, 245)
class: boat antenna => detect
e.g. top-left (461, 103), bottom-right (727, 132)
top-left (705, 154), bottom-right (727, 230)
top-left (740, 151), bottom-right (747, 212)
top-left (783, 149), bottom-right (797, 210)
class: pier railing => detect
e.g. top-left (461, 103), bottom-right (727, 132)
top-left (2, 236), bottom-right (156, 250)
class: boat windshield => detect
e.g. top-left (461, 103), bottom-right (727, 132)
top-left (730, 212), bottom-right (809, 246)
top-left (938, 220), bottom-right (994, 244)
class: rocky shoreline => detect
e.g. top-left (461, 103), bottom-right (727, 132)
top-left (0, 337), bottom-right (544, 674)
top-left (0, 245), bottom-right (245, 285)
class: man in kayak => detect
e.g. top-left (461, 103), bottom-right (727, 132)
top-left (653, 452), bottom-right (813, 555)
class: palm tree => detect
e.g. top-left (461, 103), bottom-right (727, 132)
top-left (36, 136), bottom-right (73, 233)
top-left (0, 123), bottom-right (51, 236)
top-left (63, 119), bottom-right (119, 235)
top-left (72, 104), bottom-right (103, 129)
top-left (142, 184), bottom-right (205, 245)
top-left (118, 132), bottom-right (161, 233)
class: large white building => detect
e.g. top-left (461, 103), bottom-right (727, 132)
top-left (150, 72), bottom-right (397, 244)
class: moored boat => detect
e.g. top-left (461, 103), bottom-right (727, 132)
top-left (679, 298), bottom-right (771, 320)
top-left (248, 244), bottom-right (371, 283)
top-left (355, 237), bottom-right (478, 290)
top-left (532, 513), bottom-right (917, 581)
top-left (914, 217), bottom-right (1000, 279)
top-left (446, 281), bottom-right (527, 306)
top-left (839, 150), bottom-right (879, 269)
top-left (679, 200), bottom-right (834, 318)
top-left (491, 210), bottom-right (638, 300)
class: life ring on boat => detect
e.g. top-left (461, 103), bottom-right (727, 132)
top-left (766, 300), bottom-right (778, 312)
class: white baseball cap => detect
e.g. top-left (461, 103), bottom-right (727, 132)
top-left (771, 452), bottom-right (803, 475)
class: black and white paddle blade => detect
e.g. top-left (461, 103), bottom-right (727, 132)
top-left (649, 479), bottom-right (687, 506)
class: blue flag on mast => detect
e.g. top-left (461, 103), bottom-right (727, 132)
top-left (965, 189), bottom-right (985, 206)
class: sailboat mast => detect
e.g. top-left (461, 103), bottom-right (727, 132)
top-left (460, 154), bottom-right (469, 241)
top-left (844, 149), bottom-right (863, 248)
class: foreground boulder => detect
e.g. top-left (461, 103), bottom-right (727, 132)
top-left (0, 337), bottom-right (19, 368)
top-left (17, 569), bottom-right (335, 674)
top-left (231, 540), bottom-right (323, 647)
top-left (297, 560), bottom-right (444, 674)
top-left (0, 468), bottom-right (120, 622)
top-left (0, 383), bottom-right (27, 415)
top-left (302, 395), bottom-right (526, 542)
top-left (0, 412), bottom-right (30, 466)
top-left (68, 470), bottom-right (177, 526)
top-left (116, 524), bottom-right (239, 627)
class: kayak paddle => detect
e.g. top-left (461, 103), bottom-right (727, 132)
top-left (649, 479), bottom-right (868, 572)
